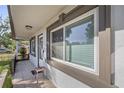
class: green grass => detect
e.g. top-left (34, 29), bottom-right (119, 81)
top-left (2, 70), bottom-right (13, 88)
top-left (0, 61), bottom-right (11, 66)
top-left (0, 61), bottom-right (11, 73)
top-left (0, 62), bottom-right (13, 88)
top-left (0, 66), bottom-right (4, 73)
top-left (0, 53), bottom-right (13, 88)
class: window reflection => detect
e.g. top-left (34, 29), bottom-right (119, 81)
top-left (30, 37), bottom-right (35, 56)
top-left (52, 28), bottom-right (63, 59)
top-left (39, 37), bottom-right (43, 59)
top-left (65, 15), bottom-right (94, 68)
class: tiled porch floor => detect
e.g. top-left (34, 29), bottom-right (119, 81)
top-left (13, 60), bottom-right (56, 88)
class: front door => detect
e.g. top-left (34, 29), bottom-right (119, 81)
top-left (38, 34), bottom-right (43, 67)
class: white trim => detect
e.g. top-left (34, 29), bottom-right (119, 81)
top-left (50, 7), bottom-right (99, 75)
top-left (51, 57), bottom-right (97, 74)
top-left (94, 7), bottom-right (99, 75)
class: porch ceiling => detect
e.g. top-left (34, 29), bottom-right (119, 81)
top-left (10, 5), bottom-right (68, 40)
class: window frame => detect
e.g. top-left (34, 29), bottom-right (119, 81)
top-left (50, 7), bottom-right (99, 75)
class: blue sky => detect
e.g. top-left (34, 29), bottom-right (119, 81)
top-left (0, 5), bottom-right (10, 33)
top-left (0, 5), bottom-right (8, 19)
top-left (66, 21), bottom-right (92, 44)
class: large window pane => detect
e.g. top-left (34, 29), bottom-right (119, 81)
top-left (65, 15), bottom-right (94, 69)
top-left (52, 28), bottom-right (63, 59)
top-left (39, 37), bottom-right (43, 59)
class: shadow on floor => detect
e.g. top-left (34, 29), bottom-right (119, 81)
top-left (12, 61), bottom-right (55, 88)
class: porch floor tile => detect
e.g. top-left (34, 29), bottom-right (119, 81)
top-left (12, 60), bottom-right (56, 88)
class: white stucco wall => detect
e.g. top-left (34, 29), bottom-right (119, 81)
top-left (30, 55), bottom-right (37, 67)
top-left (111, 5), bottom-right (124, 88)
top-left (30, 31), bottom-right (47, 67)
top-left (30, 36), bottom-right (38, 67)
top-left (47, 64), bottom-right (90, 88)
top-left (29, 5), bottom-right (124, 88)
top-left (29, 5), bottom-right (91, 88)
top-left (38, 31), bottom-right (47, 67)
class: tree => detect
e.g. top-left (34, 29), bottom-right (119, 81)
top-left (85, 21), bottom-right (94, 44)
top-left (0, 17), bottom-right (10, 36)
top-left (19, 47), bottom-right (27, 59)
top-left (0, 32), bottom-right (16, 51)
top-left (0, 16), bottom-right (16, 51)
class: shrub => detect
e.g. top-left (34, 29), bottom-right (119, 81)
top-left (19, 47), bottom-right (27, 59)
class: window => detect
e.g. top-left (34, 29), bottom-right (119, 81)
top-left (51, 28), bottom-right (63, 59)
top-left (30, 37), bottom-right (36, 56)
top-left (65, 15), bottom-right (94, 69)
top-left (50, 8), bottom-right (98, 73)
top-left (39, 36), bottom-right (43, 59)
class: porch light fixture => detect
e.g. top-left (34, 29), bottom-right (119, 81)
top-left (25, 25), bottom-right (33, 30)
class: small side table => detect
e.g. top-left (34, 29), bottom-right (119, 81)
top-left (31, 67), bottom-right (46, 84)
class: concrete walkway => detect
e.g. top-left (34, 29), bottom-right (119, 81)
top-left (12, 60), bottom-right (55, 88)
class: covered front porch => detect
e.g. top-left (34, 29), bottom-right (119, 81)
top-left (13, 60), bottom-right (55, 88)
top-left (8, 5), bottom-right (115, 88)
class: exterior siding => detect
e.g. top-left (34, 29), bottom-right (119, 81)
top-left (29, 5), bottom-right (115, 88)
top-left (29, 6), bottom-right (93, 87)
top-left (111, 5), bottom-right (124, 87)
top-left (9, 5), bottom-right (124, 88)
top-left (30, 55), bottom-right (37, 67)
top-left (30, 31), bottom-right (47, 67)
top-left (47, 64), bottom-right (90, 88)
